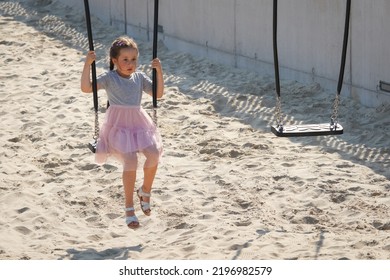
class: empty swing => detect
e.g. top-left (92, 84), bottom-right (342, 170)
top-left (83, 0), bottom-right (160, 152)
top-left (271, 0), bottom-right (351, 137)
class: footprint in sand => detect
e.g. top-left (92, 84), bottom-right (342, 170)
top-left (14, 226), bottom-right (32, 235)
top-left (373, 221), bottom-right (390, 231)
top-left (16, 207), bottom-right (30, 214)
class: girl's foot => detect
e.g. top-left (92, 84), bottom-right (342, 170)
top-left (137, 187), bottom-right (151, 216)
top-left (125, 207), bottom-right (139, 229)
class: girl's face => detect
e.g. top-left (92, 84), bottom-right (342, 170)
top-left (112, 47), bottom-right (138, 78)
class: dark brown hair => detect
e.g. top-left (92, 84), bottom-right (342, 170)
top-left (109, 36), bottom-right (139, 70)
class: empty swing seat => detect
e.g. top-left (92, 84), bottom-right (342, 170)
top-left (271, 123), bottom-right (343, 137)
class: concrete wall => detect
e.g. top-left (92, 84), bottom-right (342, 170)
top-left (66, 0), bottom-right (390, 107)
top-left (351, 0), bottom-right (390, 107)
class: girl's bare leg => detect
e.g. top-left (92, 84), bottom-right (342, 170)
top-left (123, 170), bottom-right (138, 226)
top-left (142, 164), bottom-right (158, 195)
top-left (139, 146), bottom-right (160, 213)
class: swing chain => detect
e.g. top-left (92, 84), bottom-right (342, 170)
top-left (153, 107), bottom-right (158, 126)
top-left (330, 94), bottom-right (340, 129)
top-left (93, 110), bottom-right (99, 140)
top-left (88, 110), bottom-right (99, 153)
top-left (275, 96), bottom-right (283, 130)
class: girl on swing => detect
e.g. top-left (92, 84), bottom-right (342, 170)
top-left (81, 36), bottom-right (164, 229)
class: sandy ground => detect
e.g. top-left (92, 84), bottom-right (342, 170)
top-left (0, 0), bottom-right (389, 260)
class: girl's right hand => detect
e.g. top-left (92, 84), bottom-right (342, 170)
top-left (85, 51), bottom-right (96, 65)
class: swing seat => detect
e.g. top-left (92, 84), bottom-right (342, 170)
top-left (271, 122), bottom-right (343, 137)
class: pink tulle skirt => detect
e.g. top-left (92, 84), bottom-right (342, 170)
top-left (95, 105), bottom-right (163, 171)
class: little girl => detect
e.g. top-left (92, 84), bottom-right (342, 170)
top-left (81, 36), bottom-right (164, 229)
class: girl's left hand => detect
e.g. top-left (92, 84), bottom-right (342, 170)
top-left (151, 58), bottom-right (162, 72)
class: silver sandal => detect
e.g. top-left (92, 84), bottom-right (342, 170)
top-left (137, 188), bottom-right (151, 216)
top-left (125, 207), bottom-right (139, 229)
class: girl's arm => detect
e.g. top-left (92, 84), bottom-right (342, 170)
top-left (81, 51), bottom-right (100, 93)
top-left (152, 58), bottom-right (164, 99)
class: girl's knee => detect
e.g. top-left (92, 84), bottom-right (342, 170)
top-left (143, 146), bottom-right (161, 165)
top-left (123, 153), bottom-right (138, 171)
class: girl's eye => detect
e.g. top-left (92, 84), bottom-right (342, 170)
top-left (122, 58), bottom-right (136, 63)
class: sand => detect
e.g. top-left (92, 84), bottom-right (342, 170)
top-left (0, 0), bottom-right (389, 260)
